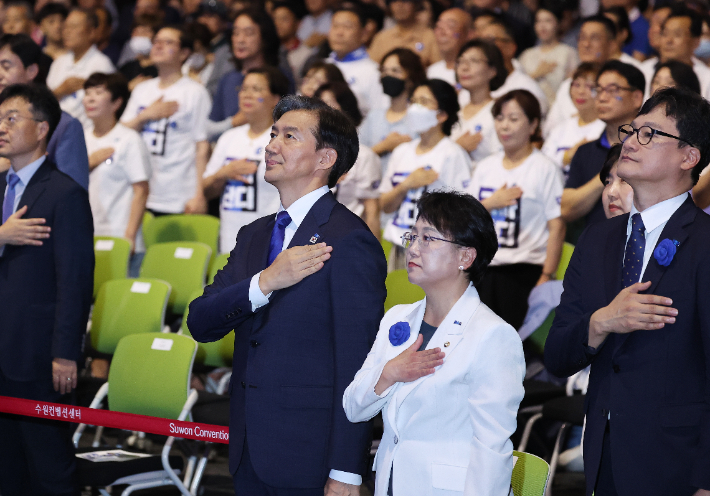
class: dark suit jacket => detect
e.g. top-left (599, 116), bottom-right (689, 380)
top-left (188, 191), bottom-right (387, 488)
top-left (544, 196), bottom-right (710, 496)
top-left (0, 160), bottom-right (94, 384)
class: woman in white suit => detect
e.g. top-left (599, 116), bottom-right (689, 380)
top-left (344, 191), bottom-right (525, 496)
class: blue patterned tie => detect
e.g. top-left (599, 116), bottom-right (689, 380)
top-left (2, 173), bottom-right (20, 224)
top-left (622, 213), bottom-right (646, 288)
top-left (267, 211), bottom-right (292, 266)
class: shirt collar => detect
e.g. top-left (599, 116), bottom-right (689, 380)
top-left (330, 46), bottom-right (368, 62)
top-left (10, 155), bottom-right (46, 187)
top-left (629, 191), bottom-right (688, 234)
top-left (599, 131), bottom-right (611, 149)
top-left (628, 7), bottom-right (640, 22)
top-left (72, 44), bottom-right (98, 64)
top-left (278, 185), bottom-right (329, 228)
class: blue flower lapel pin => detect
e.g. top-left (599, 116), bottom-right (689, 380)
top-left (309, 233), bottom-right (320, 244)
top-left (654, 238), bottom-right (679, 267)
top-left (389, 322), bottom-right (410, 346)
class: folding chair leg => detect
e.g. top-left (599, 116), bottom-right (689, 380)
top-left (92, 425), bottom-right (105, 448)
top-left (518, 412), bottom-right (543, 452)
top-left (545, 422), bottom-right (570, 496)
top-left (184, 455), bottom-right (197, 486)
top-left (190, 444), bottom-right (213, 495)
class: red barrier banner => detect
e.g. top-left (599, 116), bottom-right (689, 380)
top-left (0, 395), bottom-right (229, 444)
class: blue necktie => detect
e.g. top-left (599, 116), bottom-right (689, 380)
top-left (2, 173), bottom-right (20, 224)
top-left (267, 211), bottom-right (292, 266)
top-left (622, 213), bottom-right (646, 288)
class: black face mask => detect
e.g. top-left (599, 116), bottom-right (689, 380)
top-left (381, 76), bottom-right (406, 97)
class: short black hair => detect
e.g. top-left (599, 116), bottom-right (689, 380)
top-left (271, 0), bottom-right (307, 20)
top-left (314, 81), bottom-right (362, 127)
top-left (652, 60), bottom-right (701, 95)
top-left (537, 0), bottom-right (565, 21)
top-left (35, 2), bottom-right (69, 24)
top-left (599, 143), bottom-right (622, 184)
top-left (185, 21), bottom-right (212, 49)
top-left (483, 15), bottom-right (517, 46)
top-left (273, 95), bottom-right (359, 188)
top-left (5, 1), bottom-right (32, 20)
top-left (416, 191), bottom-right (498, 285)
top-left (84, 72), bottom-right (130, 119)
top-left (413, 79), bottom-right (459, 136)
top-left (637, 86), bottom-right (710, 184)
top-left (572, 61), bottom-right (602, 81)
top-left (492, 89), bottom-right (542, 142)
top-left (0, 83), bottom-right (61, 144)
top-left (597, 60), bottom-right (646, 94)
top-left (332, 4), bottom-right (367, 28)
top-left (664, 3), bottom-right (702, 38)
top-left (603, 6), bottom-right (632, 45)
top-left (580, 14), bottom-right (617, 40)
top-left (0, 33), bottom-right (42, 68)
top-left (161, 24), bottom-right (194, 51)
top-left (456, 39), bottom-right (508, 91)
top-left (302, 61), bottom-right (346, 84)
top-left (69, 7), bottom-right (99, 29)
top-left (245, 66), bottom-right (291, 97)
top-left (361, 1), bottom-right (385, 33)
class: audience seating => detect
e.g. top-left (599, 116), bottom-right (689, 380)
top-left (93, 236), bottom-right (131, 300)
top-left (140, 242), bottom-right (211, 316)
top-left (511, 450), bottom-right (550, 496)
top-left (180, 289), bottom-right (234, 370)
top-left (90, 278), bottom-right (171, 354)
top-left (143, 214), bottom-right (220, 266)
top-left (384, 269), bottom-right (425, 312)
top-left (208, 252), bottom-right (230, 285)
top-left (555, 242), bottom-right (575, 281)
top-left (73, 333), bottom-right (198, 495)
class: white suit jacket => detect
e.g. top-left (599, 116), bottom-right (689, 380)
top-left (343, 284), bottom-right (525, 495)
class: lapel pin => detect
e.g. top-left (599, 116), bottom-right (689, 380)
top-left (444, 342), bottom-right (450, 347)
top-left (309, 233), bottom-right (320, 244)
top-left (454, 320), bottom-right (462, 325)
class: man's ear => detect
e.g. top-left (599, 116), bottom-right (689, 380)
top-left (26, 63), bottom-right (39, 83)
top-left (37, 120), bottom-right (50, 144)
top-left (317, 147), bottom-right (337, 171)
top-left (680, 146), bottom-right (701, 172)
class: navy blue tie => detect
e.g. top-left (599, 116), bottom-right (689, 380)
top-left (267, 211), bottom-right (292, 266)
top-left (2, 173), bottom-right (20, 224)
top-left (622, 213), bottom-right (645, 288)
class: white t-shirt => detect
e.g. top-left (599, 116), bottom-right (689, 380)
top-left (328, 48), bottom-right (387, 117)
top-left (426, 60), bottom-right (456, 87)
top-left (467, 149), bottom-right (563, 266)
top-left (46, 45), bottom-right (116, 128)
top-left (358, 106), bottom-right (412, 176)
top-left (518, 44), bottom-right (579, 104)
top-left (122, 76), bottom-right (211, 213)
top-left (380, 136), bottom-right (471, 244)
top-left (334, 144), bottom-right (381, 217)
top-left (543, 77), bottom-right (574, 138)
top-left (450, 100), bottom-right (502, 167)
top-left (541, 116), bottom-right (605, 172)
top-left (203, 124), bottom-right (277, 254)
top-left (86, 123), bottom-right (151, 252)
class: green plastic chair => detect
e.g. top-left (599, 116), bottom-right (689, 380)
top-left (380, 234), bottom-right (393, 265)
top-left (140, 242), bottom-right (211, 315)
top-left (143, 214), bottom-right (219, 265)
top-left (91, 278), bottom-right (171, 355)
top-left (93, 236), bottom-right (131, 300)
top-left (511, 450), bottom-right (550, 496)
top-left (555, 242), bottom-right (575, 281)
top-left (208, 252), bottom-right (230, 285)
top-left (181, 289), bottom-right (234, 368)
top-left (527, 310), bottom-right (555, 356)
top-left (384, 269), bottom-right (425, 313)
top-left (74, 333), bottom-right (198, 495)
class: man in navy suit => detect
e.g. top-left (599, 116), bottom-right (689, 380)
top-left (188, 95), bottom-right (387, 496)
top-left (545, 87), bottom-right (710, 496)
top-left (0, 84), bottom-right (93, 495)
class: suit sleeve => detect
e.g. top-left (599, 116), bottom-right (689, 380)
top-left (186, 225), bottom-right (256, 342)
top-left (691, 254), bottom-right (710, 489)
top-left (328, 227), bottom-right (387, 476)
top-left (52, 186), bottom-right (94, 361)
top-left (53, 117), bottom-right (89, 191)
top-left (544, 227), bottom-right (603, 378)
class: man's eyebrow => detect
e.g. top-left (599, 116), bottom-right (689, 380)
top-left (271, 125), bottom-right (302, 134)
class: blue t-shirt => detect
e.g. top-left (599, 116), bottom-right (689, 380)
top-left (209, 70), bottom-right (244, 122)
top-left (624, 15), bottom-right (652, 57)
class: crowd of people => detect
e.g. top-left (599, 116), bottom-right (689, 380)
top-left (2, 0), bottom-right (710, 494)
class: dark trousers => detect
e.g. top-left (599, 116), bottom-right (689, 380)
top-left (477, 263), bottom-right (543, 330)
top-left (233, 439), bottom-right (322, 496)
top-left (0, 368), bottom-right (78, 496)
top-left (594, 422), bottom-right (618, 496)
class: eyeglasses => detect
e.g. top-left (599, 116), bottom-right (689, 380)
top-left (618, 124), bottom-right (695, 147)
top-left (0, 112), bottom-right (42, 129)
top-left (591, 84), bottom-right (634, 98)
top-left (401, 232), bottom-right (458, 249)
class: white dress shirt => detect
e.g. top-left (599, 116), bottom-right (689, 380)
top-left (626, 192), bottom-right (688, 282)
top-left (246, 185), bottom-right (362, 486)
top-left (0, 156), bottom-right (46, 257)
